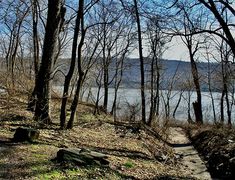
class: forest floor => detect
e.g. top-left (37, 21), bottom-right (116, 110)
top-left (0, 90), bottom-right (212, 179)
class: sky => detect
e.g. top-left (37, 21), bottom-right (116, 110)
top-left (128, 36), bottom-right (189, 62)
top-left (162, 37), bottom-right (189, 61)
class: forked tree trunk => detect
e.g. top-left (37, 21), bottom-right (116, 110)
top-left (67, 1), bottom-right (85, 129)
top-left (60, 0), bottom-right (83, 129)
top-left (34, 0), bottom-right (63, 124)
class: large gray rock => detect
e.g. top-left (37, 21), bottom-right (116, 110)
top-left (57, 148), bottom-right (109, 166)
top-left (13, 127), bottom-right (40, 142)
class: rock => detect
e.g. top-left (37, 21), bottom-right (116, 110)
top-left (56, 148), bottom-right (109, 166)
top-left (174, 153), bottom-right (183, 160)
top-left (13, 127), bottom-right (39, 142)
top-left (155, 152), bottom-right (168, 162)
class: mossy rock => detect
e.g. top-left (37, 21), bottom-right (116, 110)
top-left (56, 148), bottom-right (109, 166)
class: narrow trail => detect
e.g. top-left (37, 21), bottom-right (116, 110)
top-left (169, 127), bottom-right (211, 180)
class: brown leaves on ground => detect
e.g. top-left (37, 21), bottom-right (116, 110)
top-left (0, 92), bottom-right (191, 179)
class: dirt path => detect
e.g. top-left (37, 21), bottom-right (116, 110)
top-left (169, 127), bottom-right (211, 180)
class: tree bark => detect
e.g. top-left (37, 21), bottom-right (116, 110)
top-left (34, 0), bottom-right (63, 124)
top-left (67, 0), bottom-right (85, 129)
top-left (133, 0), bottom-right (146, 124)
top-left (60, 0), bottom-right (83, 129)
top-left (28, 0), bottom-right (40, 112)
top-left (188, 44), bottom-right (203, 123)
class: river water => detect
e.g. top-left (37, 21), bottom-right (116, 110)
top-left (53, 86), bottom-right (233, 123)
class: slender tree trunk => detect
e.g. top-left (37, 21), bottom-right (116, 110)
top-left (189, 48), bottom-right (203, 124)
top-left (5, 31), bottom-right (13, 73)
top-left (103, 68), bottom-right (108, 112)
top-left (111, 51), bottom-right (126, 115)
top-left (156, 62), bottom-right (160, 116)
top-left (34, 0), bottom-right (63, 124)
top-left (220, 90), bottom-right (225, 123)
top-left (28, 0), bottom-right (40, 111)
top-left (207, 58), bottom-right (217, 123)
top-left (67, 73), bottom-right (84, 129)
top-left (187, 90), bottom-right (192, 123)
top-left (111, 66), bottom-right (122, 116)
top-left (148, 56), bottom-right (160, 125)
top-left (148, 56), bottom-right (155, 125)
top-left (151, 54), bottom-right (161, 121)
top-left (94, 84), bottom-right (101, 115)
top-left (225, 84), bottom-right (231, 126)
top-left (10, 25), bottom-right (21, 88)
top-left (67, 2), bottom-right (85, 129)
top-left (173, 91), bottom-right (183, 119)
top-left (102, 33), bottom-right (108, 113)
top-left (60, 0), bottom-right (83, 129)
top-left (133, 0), bottom-right (146, 123)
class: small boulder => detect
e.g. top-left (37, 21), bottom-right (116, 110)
top-left (13, 127), bottom-right (39, 142)
top-left (154, 152), bottom-right (168, 162)
top-left (56, 148), bottom-right (109, 166)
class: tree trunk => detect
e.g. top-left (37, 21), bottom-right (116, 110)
top-left (207, 58), bottom-right (216, 123)
top-left (189, 48), bottom-right (203, 124)
top-left (133, 0), bottom-right (146, 124)
top-left (148, 56), bottom-right (155, 125)
top-left (103, 68), bottom-right (108, 112)
top-left (34, 0), bottom-right (63, 124)
top-left (111, 51), bottom-right (126, 115)
top-left (67, 74), bottom-right (83, 129)
top-left (187, 90), bottom-right (193, 123)
top-left (60, 0), bottom-right (83, 129)
top-left (173, 91), bottom-right (183, 119)
top-left (28, 0), bottom-right (40, 112)
top-left (67, 2), bottom-right (85, 129)
top-left (102, 30), bottom-right (108, 113)
top-left (220, 90), bottom-right (225, 123)
top-left (225, 84), bottom-right (231, 126)
top-left (94, 84), bottom-right (102, 115)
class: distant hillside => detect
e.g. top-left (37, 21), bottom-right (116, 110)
top-left (120, 58), bottom-right (221, 91)
top-left (54, 57), bottom-right (222, 92)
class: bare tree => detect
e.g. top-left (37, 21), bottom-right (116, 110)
top-left (34, 0), bottom-right (65, 124)
top-left (110, 27), bottom-right (134, 117)
top-left (146, 16), bottom-right (167, 125)
top-left (198, 0), bottom-right (235, 57)
top-left (60, 0), bottom-right (84, 129)
top-left (218, 40), bottom-right (232, 125)
top-left (182, 75), bottom-right (194, 123)
top-left (133, 0), bottom-right (146, 123)
top-left (0, 1), bottom-right (30, 87)
top-left (28, 0), bottom-right (41, 111)
top-left (66, 0), bottom-right (86, 129)
top-left (160, 62), bottom-right (181, 119)
top-left (175, 4), bottom-right (204, 124)
top-left (204, 42), bottom-right (217, 123)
